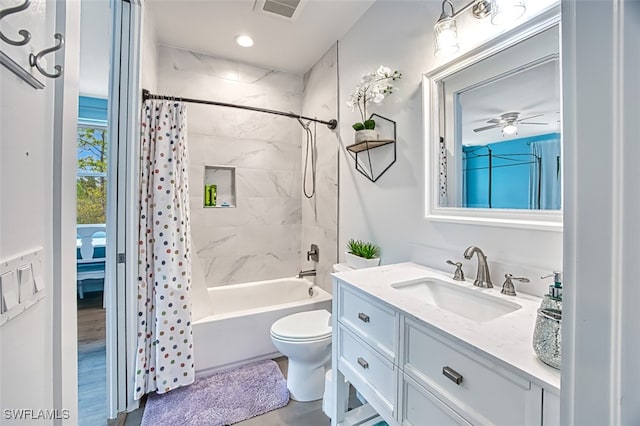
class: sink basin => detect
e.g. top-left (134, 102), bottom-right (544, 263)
top-left (391, 278), bottom-right (521, 322)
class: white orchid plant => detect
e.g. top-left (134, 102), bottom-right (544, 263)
top-left (347, 66), bottom-right (402, 131)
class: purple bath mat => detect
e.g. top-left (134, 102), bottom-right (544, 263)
top-left (141, 360), bottom-right (289, 426)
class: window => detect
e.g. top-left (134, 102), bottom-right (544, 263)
top-left (77, 96), bottom-right (108, 225)
top-left (77, 125), bottom-right (108, 224)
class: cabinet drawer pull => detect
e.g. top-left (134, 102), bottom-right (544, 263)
top-left (358, 312), bottom-right (370, 323)
top-left (443, 366), bottom-right (463, 385)
top-left (357, 357), bottom-right (369, 369)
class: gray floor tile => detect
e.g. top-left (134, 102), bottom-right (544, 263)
top-left (125, 357), bottom-right (331, 426)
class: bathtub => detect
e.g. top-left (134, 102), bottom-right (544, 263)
top-left (193, 277), bottom-right (332, 375)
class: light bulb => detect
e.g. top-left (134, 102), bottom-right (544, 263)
top-left (491, 0), bottom-right (526, 25)
top-left (235, 35), bottom-right (254, 48)
top-left (434, 17), bottom-right (459, 56)
top-left (502, 123), bottom-right (518, 135)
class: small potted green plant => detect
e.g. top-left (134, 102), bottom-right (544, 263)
top-left (346, 66), bottom-right (402, 144)
top-left (345, 238), bottom-right (381, 269)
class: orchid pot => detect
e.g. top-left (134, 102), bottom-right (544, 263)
top-left (354, 129), bottom-right (379, 144)
top-left (347, 66), bottom-right (402, 140)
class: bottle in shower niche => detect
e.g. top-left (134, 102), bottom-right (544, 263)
top-left (204, 184), bottom-right (217, 207)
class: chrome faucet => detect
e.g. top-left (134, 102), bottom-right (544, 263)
top-left (446, 260), bottom-right (465, 281)
top-left (298, 269), bottom-right (317, 279)
top-left (501, 273), bottom-right (530, 296)
top-left (307, 244), bottom-right (319, 262)
top-left (463, 246), bottom-right (493, 288)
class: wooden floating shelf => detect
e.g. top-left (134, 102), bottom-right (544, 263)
top-left (347, 114), bottom-right (397, 183)
top-left (346, 139), bottom-right (395, 153)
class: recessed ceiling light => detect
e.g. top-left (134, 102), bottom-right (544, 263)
top-left (235, 35), bottom-right (254, 48)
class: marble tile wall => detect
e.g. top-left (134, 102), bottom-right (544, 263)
top-left (157, 46), bottom-right (304, 287)
top-left (300, 45), bottom-right (340, 293)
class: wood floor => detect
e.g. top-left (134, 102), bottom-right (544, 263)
top-left (78, 292), bottom-right (107, 426)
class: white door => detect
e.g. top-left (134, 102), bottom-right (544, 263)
top-left (106, 0), bottom-right (143, 417)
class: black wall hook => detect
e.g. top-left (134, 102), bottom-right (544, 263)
top-left (29, 33), bottom-right (64, 79)
top-left (0, 0), bottom-right (32, 46)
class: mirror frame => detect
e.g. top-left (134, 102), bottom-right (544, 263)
top-left (423, 8), bottom-right (562, 231)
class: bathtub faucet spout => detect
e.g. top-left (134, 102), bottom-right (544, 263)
top-left (298, 269), bottom-right (317, 279)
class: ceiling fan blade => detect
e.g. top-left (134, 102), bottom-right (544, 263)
top-left (520, 122), bottom-right (549, 125)
top-left (473, 124), bottom-right (500, 132)
top-left (517, 114), bottom-right (544, 122)
top-left (486, 118), bottom-right (500, 124)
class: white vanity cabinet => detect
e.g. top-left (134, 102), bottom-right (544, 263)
top-left (401, 373), bottom-right (471, 426)
top-left (332, 278), bottom-right (559, 426)
top-left (334, 283), bottom-right (400, 424)
top-left (401, 316), bottom-right (542, 425)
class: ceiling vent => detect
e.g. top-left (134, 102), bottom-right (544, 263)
top-left (254, 0), bottom-right (305, 21)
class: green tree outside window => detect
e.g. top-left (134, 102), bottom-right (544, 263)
top-left (77, 126), bottom-right (107, 224)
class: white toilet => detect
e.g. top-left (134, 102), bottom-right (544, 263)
top-left (270, 309), bottom-right (332, 402)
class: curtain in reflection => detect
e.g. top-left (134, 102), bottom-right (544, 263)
top-left (439, 137), bottom-right (449, 206)
top-left (529, 138), bottom-right (561, 210)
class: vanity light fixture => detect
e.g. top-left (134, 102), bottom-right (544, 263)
top-left (433, 0), bottom-right (527, 56)
top-left (434, 0), bottom-right (460, 56)
top-left (235, 34), bottom-right (254, 48)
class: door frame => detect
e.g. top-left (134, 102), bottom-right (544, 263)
top-left (52, 0), bottom-right (81, 423)
top-left (106, 0), bottom-right (143, 417)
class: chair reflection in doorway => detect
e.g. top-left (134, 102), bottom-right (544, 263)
top-left (76, 224), bottom-right (106, 300)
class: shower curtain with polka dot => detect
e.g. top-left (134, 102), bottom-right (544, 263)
top-left (135, 99), bottom-right (194, 398)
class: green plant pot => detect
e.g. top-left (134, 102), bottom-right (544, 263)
top-left (345, 252), bottom-right (381, 269)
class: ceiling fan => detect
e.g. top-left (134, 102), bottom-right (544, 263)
top-left (473, 112), bottom-right (548, 135)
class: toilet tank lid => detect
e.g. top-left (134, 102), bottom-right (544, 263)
top-left (271, 309), bottom-right (332, 340)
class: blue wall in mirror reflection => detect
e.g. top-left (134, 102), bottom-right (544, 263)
top-left (463, 133), bottom-right (561, 210)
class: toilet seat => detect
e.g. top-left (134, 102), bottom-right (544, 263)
top-left (271, 332), bottom-right (332, 343)
top-left (270, 309), bottom-right (332, 342)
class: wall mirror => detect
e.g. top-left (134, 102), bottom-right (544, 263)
top-left (423, 11), bottom-right (562, 230)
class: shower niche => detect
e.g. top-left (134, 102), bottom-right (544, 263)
top-left (203, 165), bottom-right (237, 208)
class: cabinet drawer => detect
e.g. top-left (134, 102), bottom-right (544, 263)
top-left (401, 373), bottom-right (471, 426)
top-left (338, 283), bottom-right (397, 361)
top-left (403, 318), bottom-right (542, 426)
top-left (338, 325), bottom-right (397, 419)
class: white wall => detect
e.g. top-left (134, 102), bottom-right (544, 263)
top-left (300, 44), bottom-right (339, 293)
top-left (140, 5), bottom-right (158, 93)
top-left (0, 0), bottom-right (56, 419)
top-left (337, 0), bottom-right (561, 296)
top-left (79, 0), bottom-right (111, 98)
top-left (156, 46), bottom-right (304, 288)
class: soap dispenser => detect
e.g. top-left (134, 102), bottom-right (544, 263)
top-left (532, 271), bottom-right (563, 369)
top-left (539, 271), bottom-right (563, 310)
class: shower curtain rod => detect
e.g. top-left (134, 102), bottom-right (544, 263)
top-left (142, 89), bottom-right (338, 130)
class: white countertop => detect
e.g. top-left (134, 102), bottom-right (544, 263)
top-left (332, 262), bottom-right (561, 392)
